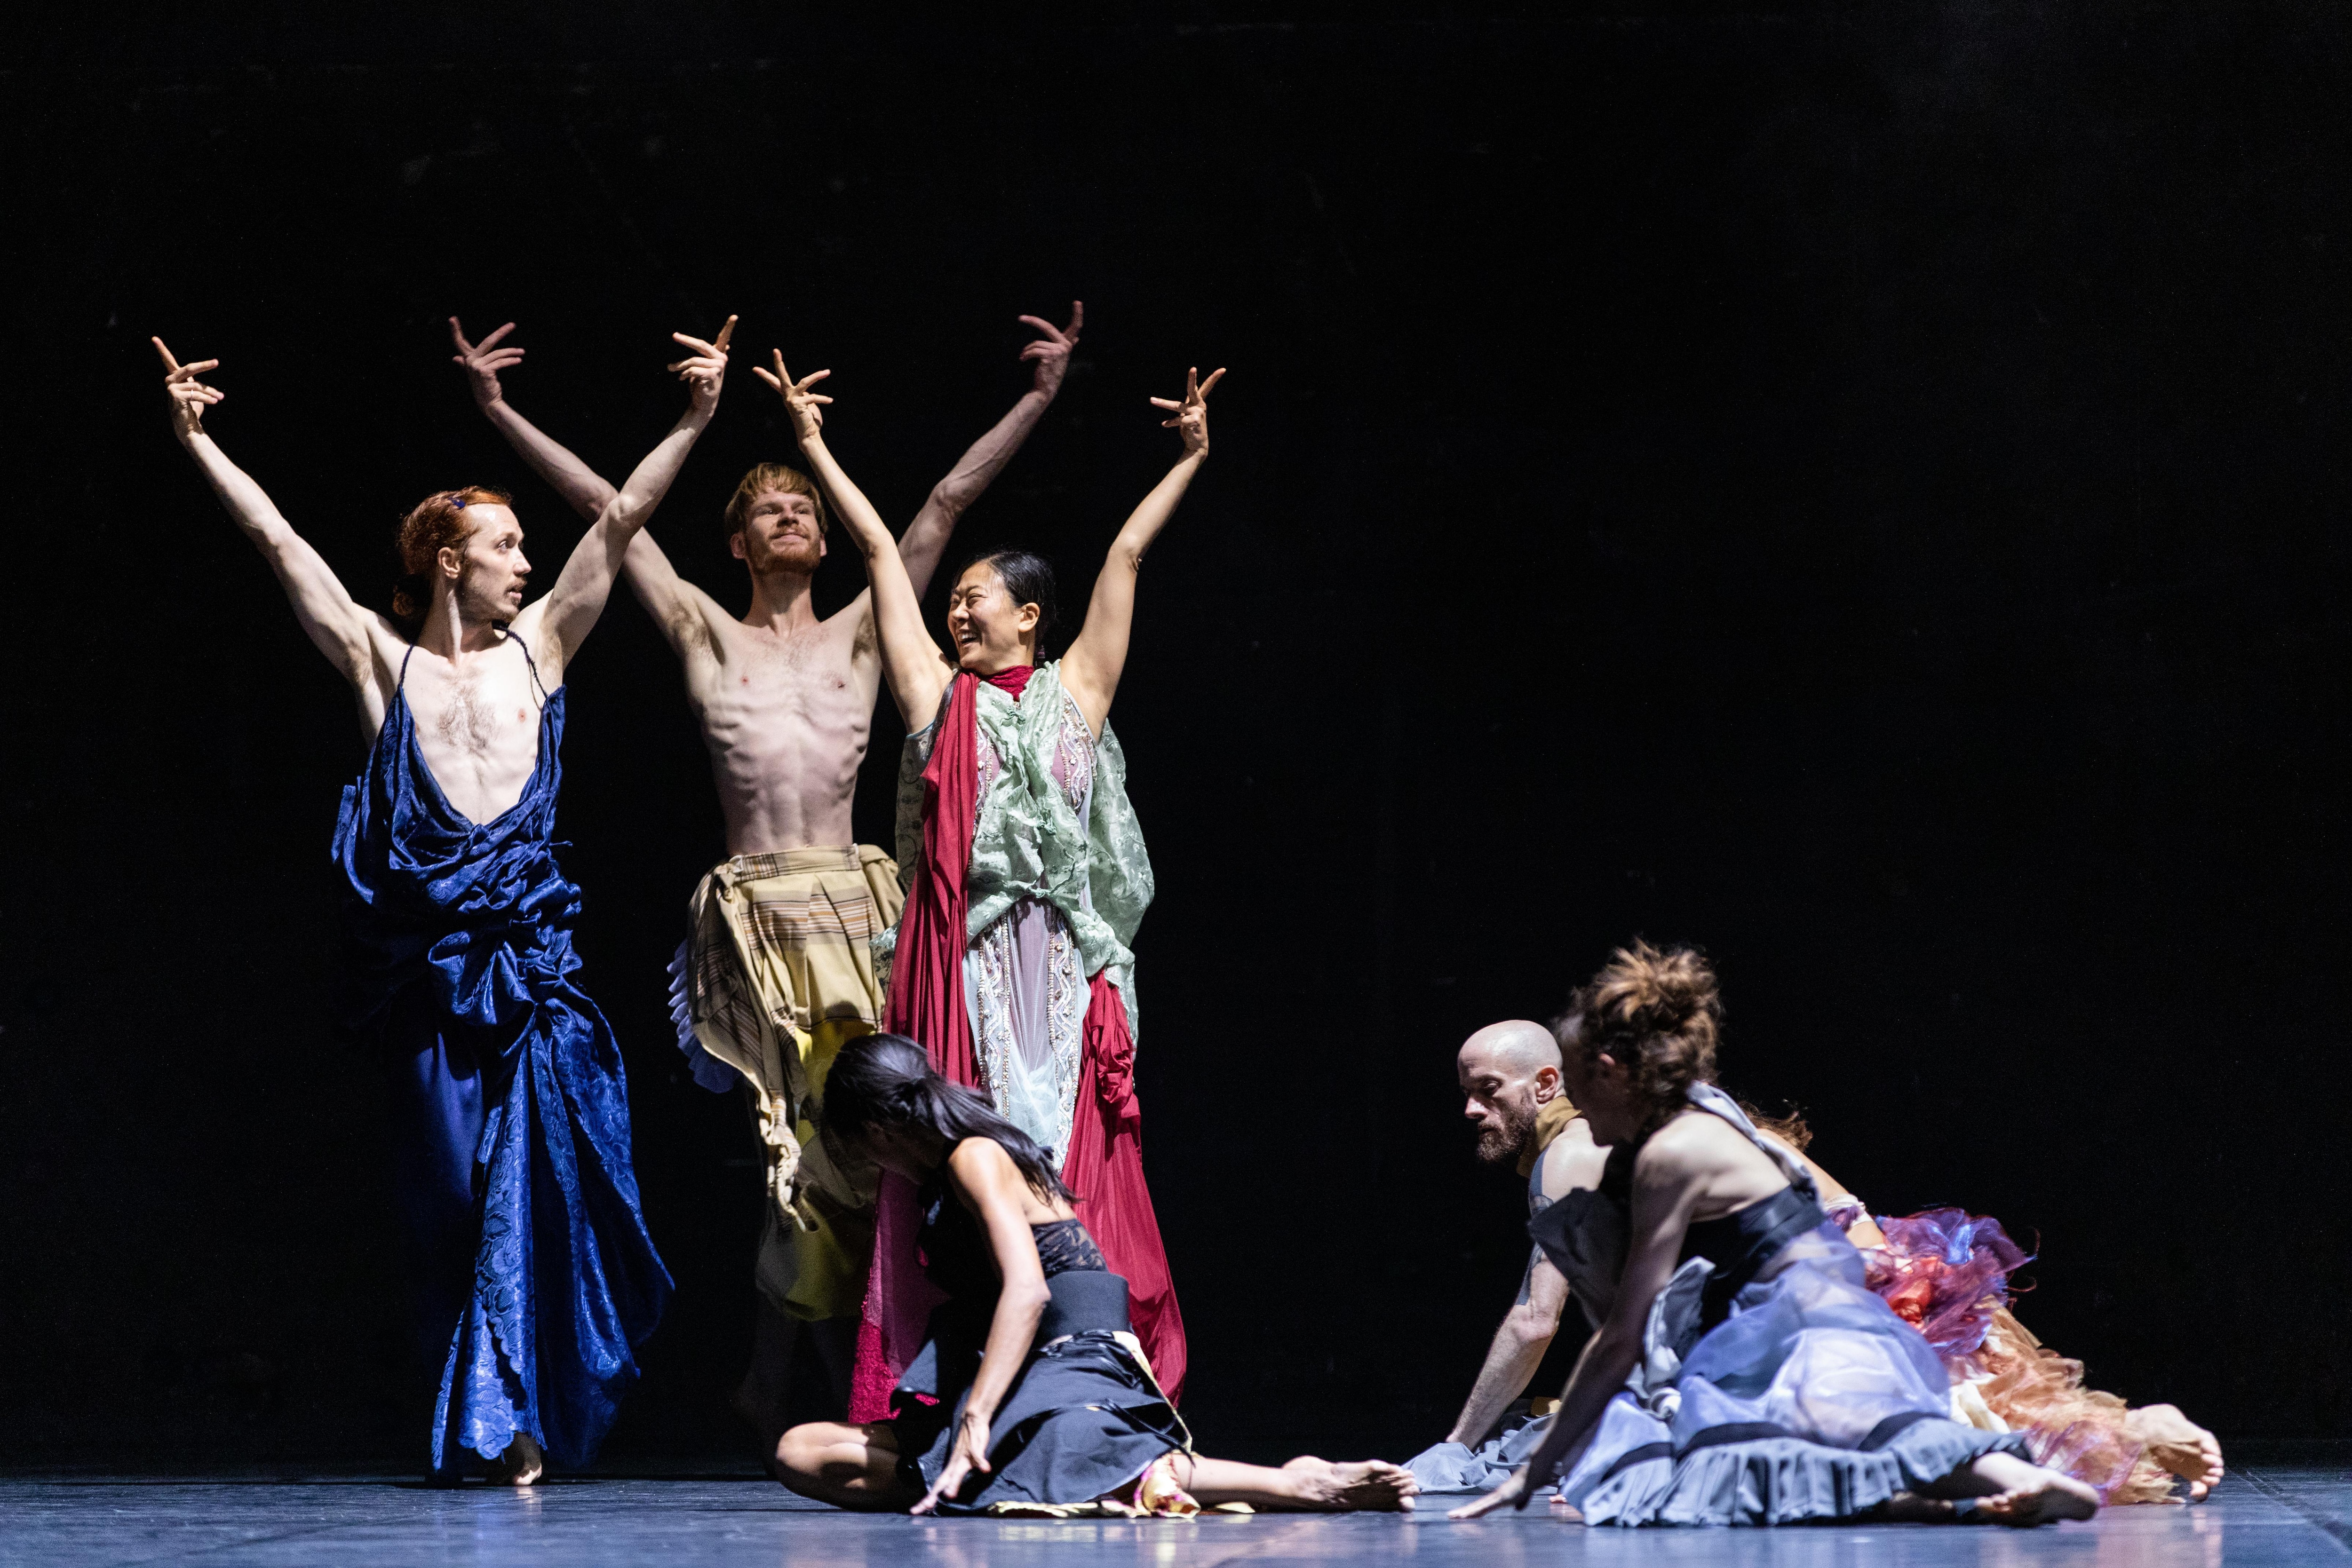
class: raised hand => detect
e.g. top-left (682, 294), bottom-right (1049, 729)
top-left (153, 336), bottom-right (224, 443)
top-left (752, 349), bottom-right (834, 444)
top-left (1017, 300), bottom-right (1083, 398)
top-left (1148, 364), bottom-right (1224, 460)
top-left (667, 314), bottom-right (737, 419)
top-left (449, 317), bottom-right (524, 412)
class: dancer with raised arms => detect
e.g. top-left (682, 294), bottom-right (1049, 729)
top-left (765, 348), bottom-right (1216, 1418)
top-left (158, 325), bottom-right (722, 1482)
top-left (448, 306), bottom-right (1084, 1435)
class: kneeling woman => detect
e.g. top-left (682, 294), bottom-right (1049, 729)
top-left (1454, 944), bottom-right (2101, 1528)
top-left (773, 1035), bottom-right (1417, 1516)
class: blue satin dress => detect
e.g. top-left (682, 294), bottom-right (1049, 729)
top-left (334, 640), bottom-right (671, 1475)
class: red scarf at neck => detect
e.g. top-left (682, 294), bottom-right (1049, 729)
top-left (982, 664), bottom-right (1034, 700)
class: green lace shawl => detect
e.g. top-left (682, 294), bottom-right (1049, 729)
top-left (880, 662), bottom-right (1154, 1037)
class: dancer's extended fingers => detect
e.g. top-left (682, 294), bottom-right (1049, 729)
top-left (771, 348), bottom-right (793, 385)
top-left (151, 336), bottom-right (183, 373)
top-left (1148, 396), bottom-right (1181, 411)
top-left (795, 367), bottom-right (832, 391)
top-left (1017, 314), bottom-right (1066, 343)
top-left (712, 314), bottom-right (737, 353)
top-left (447, 317), bottom-right (475, 354)
top-left (1196, 366), bottom-right (1226, 398)
top-left (752, 364), bottom-right (782, 391)
top-left (1184, 365), bottom-right (1199, 401)
top-left (671, 333), bottom-right (720, 357)
top-left (1065, 300), bottom-right (1083, 336)
top-left (476, 321), bottom-right (516, 352)
top-left (178, 358), bottom-right (220, 376)
top-left (483, 348), bottom-right (525, 369)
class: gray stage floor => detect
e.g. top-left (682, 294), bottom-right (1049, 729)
top-left (3, 1468), bottom-right (2347, 1567)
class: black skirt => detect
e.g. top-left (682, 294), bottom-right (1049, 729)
top-left (890, 1272), bottom-right (1185, 1513)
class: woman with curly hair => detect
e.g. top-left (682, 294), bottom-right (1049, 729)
top-left (1452, 942), bottom-right (2101, 1527)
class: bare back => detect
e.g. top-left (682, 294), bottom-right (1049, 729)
top-left (670, 588), bottom-right (885, 855)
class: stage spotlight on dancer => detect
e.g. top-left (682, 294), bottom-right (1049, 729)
top-left (449, 306), bottom-right (1083, 1440)
top-left (156, 328), bottom-right (722, 1483)
top-left (1446, 943), bottom-right (2101, 1527)
top-left (768, 349), bottom-right (1215, 1418)
top-left (770, 1035), bottom-right (1417, 1515)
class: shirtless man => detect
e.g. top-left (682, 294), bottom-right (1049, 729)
top-left (450, 303), bottom-right (1083, 1436)
top-left (159, 326), bottom-right (723, 1480)
top-left (1406, 1020), bottom-right (1606, 1497)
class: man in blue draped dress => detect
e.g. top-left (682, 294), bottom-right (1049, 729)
top-left (156, 322), bottom-right (730, 1481)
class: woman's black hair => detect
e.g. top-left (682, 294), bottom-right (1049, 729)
top-left (958, 549), bottom-right (1058, 657)
top-left (822, 1032), bottom-right (1074, 1202)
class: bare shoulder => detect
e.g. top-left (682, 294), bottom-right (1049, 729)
top-left (945, 1136), bottom-right (1030, 1214)
top-left (1542, 1117), bottom-right (1609, 1199)
top-left (822, 587), bottom-right (880, 657)
top-left (1632, 1109), bottom-right (1751, 1186)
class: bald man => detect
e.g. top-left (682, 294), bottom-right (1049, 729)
top-left (1407, 1019), bottom-right (1608, 1494)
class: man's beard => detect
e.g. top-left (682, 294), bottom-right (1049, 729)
top-left (751, 535), bottom-right (822, 575)
top-left (1474, 1100), bottom-right (1537, 1166)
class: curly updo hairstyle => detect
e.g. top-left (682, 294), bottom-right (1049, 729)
top-left (820, 1032), bottom-right (1073, 1202)
top-left (392, 485), bottom-right (511, 622)
top-left (958, 549), bottom-right (1059, 657)
top-left (1565, 940), bottom-right (1724, 1140)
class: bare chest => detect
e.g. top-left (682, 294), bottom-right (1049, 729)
top-left (696, 628), bottom-right (872, 749)
top-left (399, 649), bottom-right (546, 824)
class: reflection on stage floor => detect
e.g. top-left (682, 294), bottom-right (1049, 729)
top-left (2, 1465), bottom-right (2344, 1566)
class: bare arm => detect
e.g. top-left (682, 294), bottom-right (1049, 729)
top-left (757, 351), bottom-right (953, 729)
top-left (1771, 1137), bottom-right (1888, 1248)
top-left (450, 317), bottom-right (619, 522)
top-left (895, 303), bottom-right (1083, 598)
top-left (452, 315), bottom-right (726, 651)
top-left (911, 1142), bottom-right (1055, 1515)
top-left (154, 338), bottom-right (381, 693)
top-left (1445, 1253), bottom-right (1570, 1446)
top-left (1059, 364), bottom-right (1223, 736)
top-left (1449, 1130), bottom-right (1707, 1519)
top-left (523, 327), bottom-right (726, 681)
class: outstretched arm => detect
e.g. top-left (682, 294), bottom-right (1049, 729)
top-left (154, 338), bottom-right (379, 689)
top-left (453, 315), bottom-right (730, 651)
top-left (526, 326), bottom-right (726, 679)
top-left (1450, 1142), bottom-right (1702, 1519)
top-left (1445, 1254), bottom-right (1570, 1447)
top-left (896, 302), bottom-right (1083, 597)
top-left (756, 350), bottom-right (953, 730)
top-left (450, 317), bottom-right (619, 522)
top-left (1059, 364), bottom-right (1223, 736)
top-left (911, 1143), bottom-right (1055, 1515)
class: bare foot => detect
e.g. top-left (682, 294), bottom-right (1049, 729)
top-left (2128, 1403), bottom-right (2225, 1500)
top-left (1280, 1456), bottom-right (1419, 1512)
top-left (497, 1432), bottom-right (545, 1487)
top-left (1969, 1468), bottom-right (2100, 1527)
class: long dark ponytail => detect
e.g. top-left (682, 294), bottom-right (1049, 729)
top-left (823, 1033), bottom-right (1074, 1202)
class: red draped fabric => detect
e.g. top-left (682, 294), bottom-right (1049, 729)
top-left (1065, 969), bottom-right (1187, 1402)
top-left (846, 665), bottom-right (1187, 1421)
top-left (849, 673), bottom-right (978, 1424)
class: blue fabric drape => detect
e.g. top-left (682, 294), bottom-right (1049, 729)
top-left (333, 655), bottom-right (670, 1474)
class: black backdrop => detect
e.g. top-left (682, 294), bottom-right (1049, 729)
top-left (3, 4), bottom-right (2347, 1464)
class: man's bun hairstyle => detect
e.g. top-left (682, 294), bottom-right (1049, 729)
top-left (1572, 940), bottom-right (1723, 1138)
top-left (393, 486), bottom-right (510, 622)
